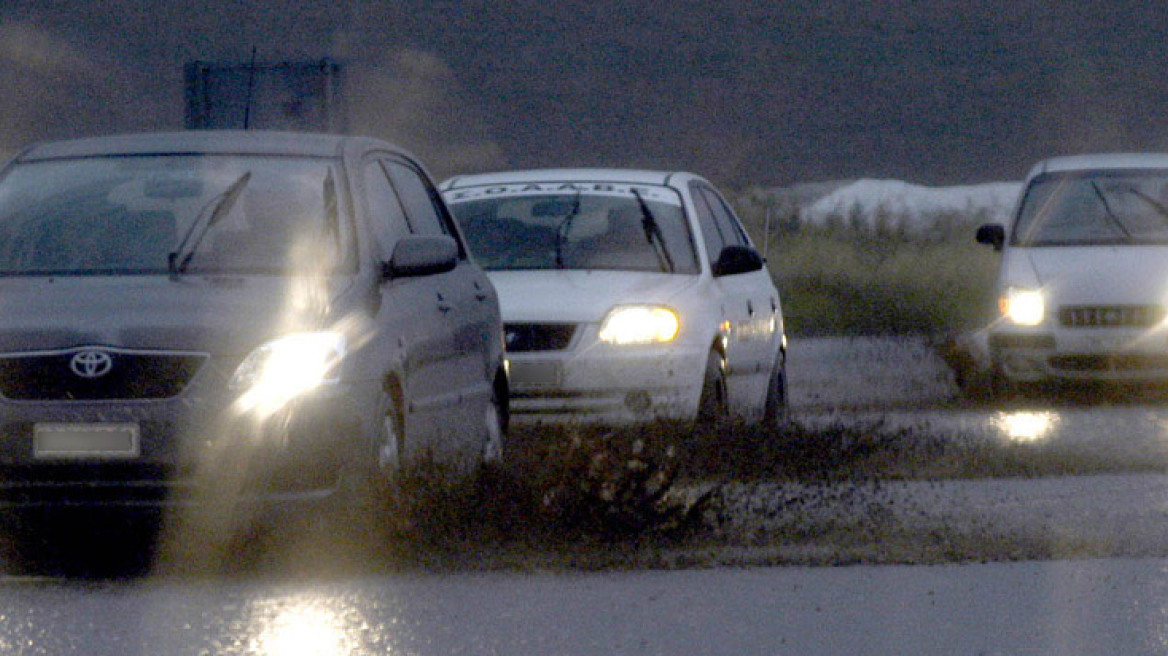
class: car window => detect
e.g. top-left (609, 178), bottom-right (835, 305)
top-left (385, 160), bottom-right (453, 238)
top-left (444, 184), bottom-right (699, 273)
top-left (696, 185), bottom-right (750, 249)
top-left (1012, 171), bottom-right (1168, 246)
top-left (363, 159), bottom-right (412, 261)
top-left (0, 154), bottom-right (354, 275)
top-left (690, 183), bottom-right (727, 265)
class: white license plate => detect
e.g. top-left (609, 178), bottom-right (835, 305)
top-left (34, 423), bottom-right (140, 459)
top-left (510, 361), bottom-right (560, 386)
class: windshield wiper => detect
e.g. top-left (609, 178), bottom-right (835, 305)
top-left (553, 191), bottom-right (581, 269)
top-left (1089, 181), bottom-right (1133, 240)
top-left (632, 189), bottom-right (674, 272)
top-left (1122, 185), bottom-right (1168, 229)
top-left (168, 172), bottom-right (251, 279)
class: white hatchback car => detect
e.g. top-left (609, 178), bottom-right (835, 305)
top-left (977, 153), bottom-right (1168, 388)
top-left (441, 169), bottom-right (786, 425)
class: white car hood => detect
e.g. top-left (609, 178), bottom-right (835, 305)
top-left (1023, 246), bottom-right (1168, 304)
top-left (488, 270), bottom-right (700, 323)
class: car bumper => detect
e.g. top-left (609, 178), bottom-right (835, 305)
top-left (0, 383), bottom-right (366, 509)
top-left (506, 344), bottom-right (708, 424)
top-left (990, 328), bottom-right (1168, 383)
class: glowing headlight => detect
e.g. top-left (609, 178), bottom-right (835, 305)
top-left (230, 332), bottom-right (345, 412)
top-left (599, 306), bottom-right (680, 345)
top-left (1000, 288), bottom-right (1045, 326)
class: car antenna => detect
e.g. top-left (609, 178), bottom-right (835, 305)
top-left (243, 46), bottom-right (258, 129)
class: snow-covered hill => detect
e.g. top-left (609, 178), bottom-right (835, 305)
top-left (798, 178), bottom-right (1023, 228)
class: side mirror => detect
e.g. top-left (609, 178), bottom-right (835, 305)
top-left (976, 224), bottom-right (1005, 252)
top-left (712, 244), bottom-right (764, 277)
top-left (383, 235), bottom-right (459, 279)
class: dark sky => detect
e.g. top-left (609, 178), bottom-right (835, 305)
top-left (3, 1), bottom-right (1168, 189)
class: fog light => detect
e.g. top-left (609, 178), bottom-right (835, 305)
top-left (624, 391), bottom-right (652, 412)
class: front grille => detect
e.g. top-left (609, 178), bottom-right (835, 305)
top-left (1050, 354), bottom-right (1168, 372)
top-left (1059, 305), bottom-right (1165, 328)
top-left (0, 348), bottom-right (208, 401)
top-left (989, 334), bottom-right (1056, 349)
top-left (504, 323), bottom-right (576, 352)
top-left (0, 462), bottom-right (186, 505)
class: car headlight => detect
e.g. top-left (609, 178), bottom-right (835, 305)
top-left (229, 332), bottom-right (345, 413)
top-left (1000, 288), bottom-right (1045, 326)
top-left (599, 305), bottom-right (680, 345)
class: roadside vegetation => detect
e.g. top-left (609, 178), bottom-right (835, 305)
top-left (730, 189), bottom-right (1002, 337)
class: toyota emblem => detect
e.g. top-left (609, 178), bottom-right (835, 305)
top-left (70, 349), bottom-right (114, 379)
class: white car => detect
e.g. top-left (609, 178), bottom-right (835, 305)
top-left (977, 153), bottom-right (1168, 388)
top-left (441, 169), bottom-right (786, 425)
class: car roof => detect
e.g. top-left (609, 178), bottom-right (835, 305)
top-left (441, 168), bottom-right (702, 190)
top-left (1027, 153), bottom-right (1168, 178)
top-left (14, 130), bottom-right (407, 162)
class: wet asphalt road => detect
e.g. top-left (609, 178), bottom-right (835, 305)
top-left (4, 337), bottom-right (1168, 654)
top-left (7, 543), bottom-right (1168, 654)
top-left (789, 336), bottom-right (1168, 466)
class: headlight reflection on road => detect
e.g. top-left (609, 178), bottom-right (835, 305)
top-left (250, 599), bottom-right (357, 656)
top-left (993, 410), bottom-right (1058, 442)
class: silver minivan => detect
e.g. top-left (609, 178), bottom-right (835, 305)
top-left (0, 131), bottom-right (507, 513)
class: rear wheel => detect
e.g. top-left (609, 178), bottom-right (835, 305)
top-left (696, 349), bottom-right (728, 426)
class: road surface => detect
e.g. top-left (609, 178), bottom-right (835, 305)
top-left (1, 337), bottom-right (1165, 655)
top-left (2, 558), bottom-right (1168, 655)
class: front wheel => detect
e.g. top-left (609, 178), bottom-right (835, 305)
top-left (481, 381), bottom-right (507, 465)
top-left (763, 351), bottom-right (788, 426)
top-left (696, 349), bottom-right (728, 426)
top-left (339, 389), bottom-right (404, 513)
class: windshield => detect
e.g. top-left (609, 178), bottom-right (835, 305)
top-left (444, 184), bottom-right (699, 273)
top-left (0, 154), bottom-right (352, 275)
top-left (1012, 170), bottom-right (1168, 246)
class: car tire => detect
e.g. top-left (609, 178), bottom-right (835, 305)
top-left (988, 365), bottom-right (1018, 401)
top-left (481, 381), bottom-right (506, 465)
top-left (376, 394), bottom-right (404, 475)
top-left (696, 348), bottom-right (728, 426)
top-left (338, 389), bottom-right (404, 512)
top-left (763, 351), bottom-right (788, 426)
top-left (326, 390), bottom-right (407, 551)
